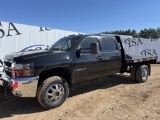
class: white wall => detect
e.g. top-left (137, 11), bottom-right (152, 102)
top-left (122, 38), bottom-right (160, 63)
top-left (0, 21), bottom-right (81, 72)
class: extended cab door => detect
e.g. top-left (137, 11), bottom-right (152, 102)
top-left (99, 36), bottom-right (121, 75)
top-left (73, 36), bottom-right (105, 83)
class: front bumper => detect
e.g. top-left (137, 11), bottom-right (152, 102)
top-left (1, 72), bottom-right (39, 97)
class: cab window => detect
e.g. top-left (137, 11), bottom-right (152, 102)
top-left (100, 37), bottom-right (117, 52)
top-left (80, 37), bottom-right (100, 53)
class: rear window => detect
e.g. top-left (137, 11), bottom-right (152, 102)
top-left (100, 37), bottom-right (117, 52)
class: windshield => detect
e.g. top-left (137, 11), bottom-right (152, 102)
top-left (49, 36), bottom-right (81, 51)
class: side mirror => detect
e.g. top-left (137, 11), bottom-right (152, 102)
top-left (90, 43), bottom-right (99, 54)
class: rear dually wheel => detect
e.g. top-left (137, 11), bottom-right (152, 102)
top-left (136, 65), bottom-right (149, 83)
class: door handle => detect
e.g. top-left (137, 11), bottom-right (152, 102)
top-left (115, 54), bottom-right (120, 58)
top-left (96, 56), bottom-right (102, 60)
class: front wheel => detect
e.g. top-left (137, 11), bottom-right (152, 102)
top-left (37, 76), bottom-right (69, 109)
top-left (136, 65), bottom-right (149, 83)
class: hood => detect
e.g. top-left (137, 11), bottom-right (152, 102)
top-left (4, 50), bottom-right (65, 62)
top-left (3, 50), bottom-right (72, 77)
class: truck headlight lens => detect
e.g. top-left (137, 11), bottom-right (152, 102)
top-left (11, 63), bottom-right (34, 78)
top-left (23, 63), bottom-right (34, 77)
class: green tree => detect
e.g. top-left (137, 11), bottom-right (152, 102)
top-left (102, 27), bottom-right (160, 39)
top-left (131, 29), bottom-right (137, 38)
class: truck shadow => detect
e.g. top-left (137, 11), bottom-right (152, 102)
top-left (0, 74), bottom-right (137, 119)
top-left (0, 96), bottom-right (46, 118)
top-left (70, 73), bottom-right (137, 97)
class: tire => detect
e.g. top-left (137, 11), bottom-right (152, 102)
top-left (136, 65), bottom-right (149, 83)
top-left (130, 65), bottom-right (138, 81)
top-left (37, 76), bottom-right (69, 109)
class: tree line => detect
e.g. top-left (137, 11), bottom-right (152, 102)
top-left (103, 28), bottom-right (160, 39)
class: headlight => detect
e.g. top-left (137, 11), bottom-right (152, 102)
top-left (11, 62), bottom-right (34, 78)
top-left (23, 63), bottom-right (34, 77)
top-left (11, 63), bottom-right (23, 70)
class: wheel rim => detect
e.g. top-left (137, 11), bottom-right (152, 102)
top-left (47, 84), bottom-right (64, 103)
top-left (142, 68), bottom-right (148, 81)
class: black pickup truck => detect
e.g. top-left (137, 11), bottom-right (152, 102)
top-left (0, 34), bottom-right (158, 109)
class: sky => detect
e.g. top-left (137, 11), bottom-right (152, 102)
top-left (0, 0), bottom-right (160, 33)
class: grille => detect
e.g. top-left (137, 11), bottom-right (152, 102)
top-left (5, 70), bottom-right (12, 77)
top-left (4, 61), bottom-right (12, 77)
top-left (4, 61), bottom-right (11, 67)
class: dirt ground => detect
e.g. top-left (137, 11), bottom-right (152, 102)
top-left (0, 65), bottom-right (160, 120)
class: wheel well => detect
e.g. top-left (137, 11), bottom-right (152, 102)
top-left (130, 63), bottom-right (151, 75)
top-left (38, 68), bottom-right (71, 88)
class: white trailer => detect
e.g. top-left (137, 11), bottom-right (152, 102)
top-left (101, 34), bottom-right (159, 63)
top-left (0, 21), bottom-right (81, 73)
top-left (121, 38), bottom-right (160, 63)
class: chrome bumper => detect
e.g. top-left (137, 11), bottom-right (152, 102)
top-left (2, 72), bottom-right (39, 97)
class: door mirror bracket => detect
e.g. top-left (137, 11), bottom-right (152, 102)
top-left (76, 47), bottom-right (83, 58)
